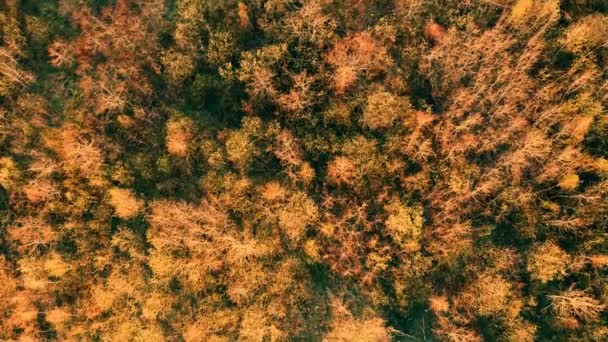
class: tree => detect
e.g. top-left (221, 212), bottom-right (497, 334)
top-left (7, 216), bottom-right (57, 254)
top-left (283, 0), bottom-right (336, 48)
top-left (278, 191), bottom-right (319, 245)
top-left (0, 48), bottom-right (34, 96)
top-left (327, 156), bottom-right (356, 186)
top-left (225, 116), bottom-right (266, 170)
top-left (325, 33), bottom-right (392, 95)
top-left (323, 298), bottom-right (391, 342)
top-left (463, 273), bottom-right (512, 316)
top-left (361, 90), bottom-right (409, 130)
top-left (527, 241), bottom-right (570, 283)
top-left (108, 187), bottom-right (143, 219)
top-left (562, 14), bottom-right (608, 53)
top-left (549, 288), bottom-right (605, 322)
top-left (161, 48), bottom-right (197, 84)
top-left (277, 72), bottom-right (318, 117)
top-left (2, 0), bottom-right (608, 340)
top-left (238, 44), bottom-right (285, 101)
top-left (166, 115), bottom-right (195, 157)
top-left (384, 198), bottom-right (423, 252)
top-left (0, 156), bottom-right (20, 191)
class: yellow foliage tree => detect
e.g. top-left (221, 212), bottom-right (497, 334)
top-left (108, 187), bottom-right (143, 219)
top-left (527, 241), bottom-right (570, 283)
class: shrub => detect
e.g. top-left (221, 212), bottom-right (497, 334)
top-left (424, 21), bottom-right (446, 45)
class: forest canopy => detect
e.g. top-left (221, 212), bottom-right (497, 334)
top-left (1, 0), bottom-right (608, 340)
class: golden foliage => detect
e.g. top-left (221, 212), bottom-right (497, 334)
top-left (303, 239), bottom-right (321, 260)
top-left (184, 309), bottom-right (238, 341)
top-left (559, 174), bottom-right (580, 191)
top-left (549, 288), bottom-right (605, 321)
top-left (324, 316), bottom-right (391, 342)
top-left (43, 251), bottom-right (70, 278)
top-left (283, 0), bottom-right (336, 47)
top-left (8, 217), bottom-right (56, 254)
top-left (509, 0), bottom-right (560, 27)
top-left (426, 222), bottom-right (473, 262)
top-left (18, 257), bottom-right (49, 290)
top-left (161, 48), bottom-right (197, 84)
top-left (207, 31), bottom-right (235, 67)
top-left (0, 156), bottom-right (20, 190)
top-left (298, 162), bottom-right (316, 184)
top-left (148, 199), bottom-right (228, 251)
top-left (326, 33), bottom-right (392, 94)
top-left (261, 181), bottom-right (286, 202)
top-left (23, 179), bottom-right (59, 204)
top-left (505, 321), bottom-right (536, 342)
top-left (527, 241), bottom-right (570, 283)
top-left (48, 40), bottom-right (74, 68)
top-left (384, 198), bottom-right (423, 251)
top-left (562, 15), bottom-right (608, 53)
top-left (141, 292), bottom-right (173, 321)
top-left (166, 116), bottom-right (194, 157)
top-left (424, 21), bottom-right (446, 44)
top-left (464, 273), bottom-right (512, 316)
top-left (327, 156), bottom-right (356, 185)
top-left (510, 0), bottom-right (534, 24)
top-left (0, 47), bottom-right (35, 96)
top-left (277, 72), bottom-right (317, 115)
top-left (108, 187), bottom-right (143, 219)
top-left (361, 91), bottom-right (407, 130)
top-left (46, 308), bottom-right (71, 328)
top-left (225, 117), bottom-right (264, 169)
top-left (44, 125), bottom-right (104, 178)
top-left (239, 308), bottom-right (284, 341)
top-left (587, 255), bottom-right (608, 268)
top-left (433, 314), bottom-right (482, 342)
top-left (429, 295), bottom-right (450, 314)
top-left (278, 191), bottom-right (319, 244)
top-left (238, 2), bottom-right (252, 31)
top-left (2, 1), bottom-right (608, 340)
top-left (238, 44), bottom-right (285, 99)
top-left (595, 158), bottom-right (608, 174)
top-left (274, 129), bottom-right (303, 167)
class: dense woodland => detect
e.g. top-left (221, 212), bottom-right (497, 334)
top-left (1, 0), bottom-right (608, 340)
